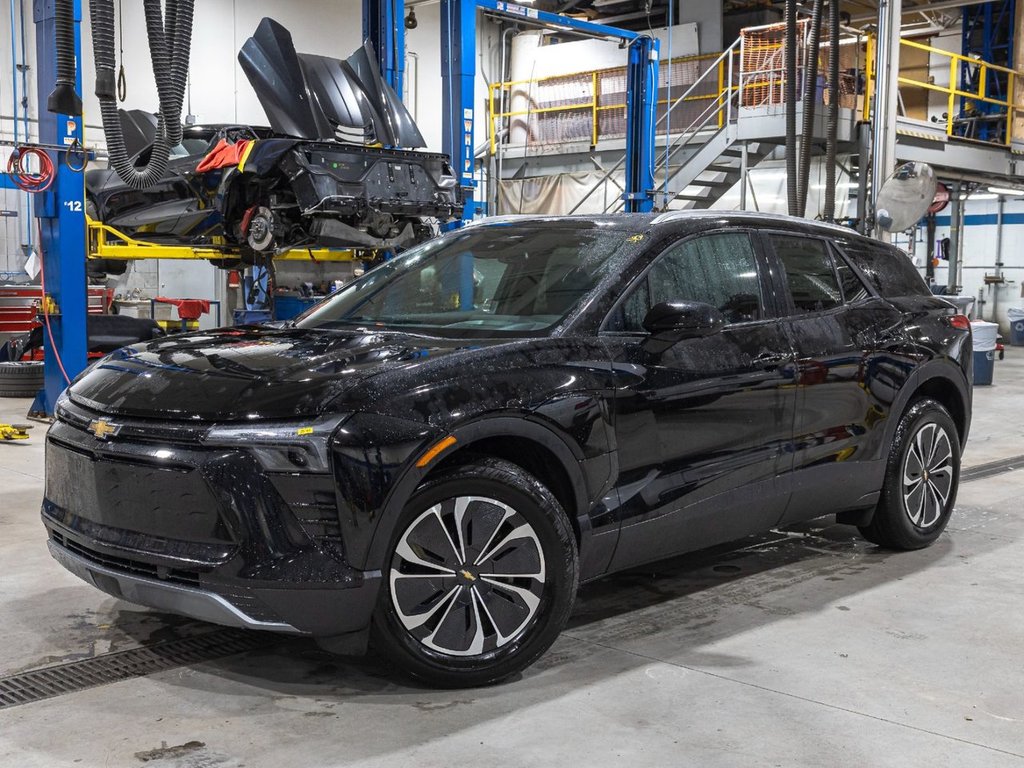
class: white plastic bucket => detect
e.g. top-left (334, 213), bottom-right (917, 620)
top-left (970, 320), bottom-right (999, 352)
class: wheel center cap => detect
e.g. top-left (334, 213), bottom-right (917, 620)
top-left (458, 567), bottom-right (478, 583)
top-left (922, 469), bottom-right (930, 482)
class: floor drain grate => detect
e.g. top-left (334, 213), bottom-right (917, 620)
top-left (0, 629), bottom-right (281, 709)
top-left (961, 454), bottom-right (1024, 483)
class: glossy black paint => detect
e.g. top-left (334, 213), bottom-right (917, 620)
top-left (43, 212), bottom-right (973, 641)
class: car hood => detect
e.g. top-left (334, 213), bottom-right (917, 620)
top-left (67, 327), bottom-right (479, 421)
top-left (238, 17), bottom-right (426, 148)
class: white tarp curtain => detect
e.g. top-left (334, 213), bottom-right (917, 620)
top-left (497, 171), bottom-right (625, 216)
top-left (496, 156), bottom-right (856, 219)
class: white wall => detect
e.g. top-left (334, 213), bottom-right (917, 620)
top-left (898, 196), bottom-right (1024, 334)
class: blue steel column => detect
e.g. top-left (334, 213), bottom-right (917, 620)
top-left (441, 0), bottom-right (476, 220)
top-left (363, 0), bottom-right (405, 98)
top-left (623, 35), bottom-right (658, 213)
top-left (32, 0), bottom-right (88, 415)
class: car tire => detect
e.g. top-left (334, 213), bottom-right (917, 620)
top-left (371, 456), bottom-right (579, 688)
top-left (0, 360), bottom-right (44, 398)
top-left (859, 398), bottom-right (960, 550)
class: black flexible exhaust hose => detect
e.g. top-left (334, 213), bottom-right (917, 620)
top-left (46, 0), bottom-right (83, 116)
top-left (785, 0), bottom-right (798, 216)
top-left (823, 0), bottom-right (840, 222)
top-left (798, 0), bottom-right (823, 216)
top-left (89, 0), bottom-right (194, 189)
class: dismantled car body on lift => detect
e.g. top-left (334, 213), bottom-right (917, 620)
top-left (85, 18), bottom-right (461, 262)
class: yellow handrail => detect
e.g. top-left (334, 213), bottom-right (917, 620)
top-left (488, 50), bottom-right (729, 150)
top-left (865, 35), bottom-right (1021, 146)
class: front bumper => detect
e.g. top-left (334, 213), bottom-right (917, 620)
top-left (42, 398), bottom-right (382, 637)
top-left (48, 538), bottom-right (304, 633)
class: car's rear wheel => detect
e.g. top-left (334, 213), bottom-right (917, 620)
top-left (371, 457), bottom-right (578, 688)
top-left (859, 398), bottom-right (960, 549)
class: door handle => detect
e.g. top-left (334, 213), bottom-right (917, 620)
top-left (753, 352), bottom-right (788, 371)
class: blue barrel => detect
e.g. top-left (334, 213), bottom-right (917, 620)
top-left (232, 309), bottom-right (272, 326)
top-left (973, 350), bottom-right (995, 386)
top-left (274, 295), bottom-right (318, 321)
top-left (1011, 320), bottom-right (1024, 347)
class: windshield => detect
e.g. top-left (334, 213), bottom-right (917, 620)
top-left (295, 225), bottom-right (633, 337)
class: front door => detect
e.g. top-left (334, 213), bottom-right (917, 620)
top-left (602, 230), bottom-right (797, 570)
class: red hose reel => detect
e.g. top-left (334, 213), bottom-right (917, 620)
top-left (6, 145), bottom-right (56, 193)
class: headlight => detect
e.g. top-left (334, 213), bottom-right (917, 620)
top-left (202, 413), bottom-right (350, 473)
top-left (54, 389), bottom-right (72, 421)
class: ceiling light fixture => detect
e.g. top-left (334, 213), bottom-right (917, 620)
top-left (987, 186), bottom-right (1024, 196)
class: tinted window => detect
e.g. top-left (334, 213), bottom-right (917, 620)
top-left (834, 252), bottom-right (870, 303)
top-left (613, 232), bottom-right (763, 331)
top-left (296, 226), bottom-right (634, 337)
top-left (771, 235), bottom-right (842, 313)
top-left (836, 238), bottom-right (931, 298)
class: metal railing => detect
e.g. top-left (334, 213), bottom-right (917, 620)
top-left (487, 51), bottom-right (727, 152)
top-left (654, 38), bottom-right (744, 176)
top-left (560, 40), bottom-right (744, 215)
top-left (866, 36), bottom-right (1021, 147)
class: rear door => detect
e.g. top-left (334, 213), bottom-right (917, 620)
top-left (761, 231), bottom-right (907, 522)
top-left (603, 230), bottom-right (797, 570)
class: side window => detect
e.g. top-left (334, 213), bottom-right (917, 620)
top-left (612, 232), bottom-right (764, 332)
top-left (771, 235), bottom-right (842, 314)
top-left (836, 239), bottom-right (931, 298)
top-left (833, 250), bottom-right (870, 303)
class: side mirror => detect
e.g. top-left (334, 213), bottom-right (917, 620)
top-left (641, 300), bottom-right (725, 354)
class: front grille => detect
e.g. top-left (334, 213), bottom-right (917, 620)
top-left (50, 530), bottom-right (202, 588)
top-left (268, 473), bottom-right (343, 553)
top-left (57, 397), bottom-right (210, 446)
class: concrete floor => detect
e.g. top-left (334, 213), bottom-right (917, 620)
top-left (2, 354), bottom-right (1023, 768)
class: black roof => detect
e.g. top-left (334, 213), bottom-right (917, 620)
top-left (468, 211), bottom-right (873, 243)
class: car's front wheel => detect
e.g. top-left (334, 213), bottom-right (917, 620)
top-left (859, 398), bottom-right (961, 549)
top-left (372, 457), bottom-right (578, 688)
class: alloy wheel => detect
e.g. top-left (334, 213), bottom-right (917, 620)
top-left (902, 422), bottom-right (954, 528)
top-left (389, 496), bottom-right (547, 657)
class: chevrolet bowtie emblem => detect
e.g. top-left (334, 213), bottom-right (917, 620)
top-left (460, 569), bottom-right (477, 582)
top-left (87, 419), bottom-right (121, 440)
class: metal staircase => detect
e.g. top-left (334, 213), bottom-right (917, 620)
top-left (504, 23), bottom-right (1022, 218)
top-left (664, 138), bottom-right (775, 209)
top-left (588, 38), bottom-right (776, 213)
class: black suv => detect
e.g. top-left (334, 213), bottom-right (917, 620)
top-left (43, 212), bottom-right (972, 687)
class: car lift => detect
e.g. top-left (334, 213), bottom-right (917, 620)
top-left (86, 217), bottom-right (359, 263)
top-left (31, 0), bottom-right (88, 417)
top-left (363, 0), bottom-right (660, 221)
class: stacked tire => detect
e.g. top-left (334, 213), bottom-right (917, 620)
top-left (0, 361), bottom-right (45, 398)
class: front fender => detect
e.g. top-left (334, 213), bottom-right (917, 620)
top-left (333, 412), bottom-right (597, 572)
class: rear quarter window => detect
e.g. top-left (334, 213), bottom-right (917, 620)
top-left (835, 238), bottom-right (931, 298)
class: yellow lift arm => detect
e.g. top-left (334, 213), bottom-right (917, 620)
top-left (86, 216), bottom-right (358, 263)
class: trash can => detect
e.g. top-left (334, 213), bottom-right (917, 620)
top-left (1008, 308), bottom-right (1024, 346)
top-left (971, 320), bottom-right (999, 386)
top-left (274, 295), bottom-right (318, 321)
top-left (973, 350), bottom-right (995, 386)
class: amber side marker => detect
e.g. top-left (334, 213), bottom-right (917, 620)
top-left (416, 435), bottom-right (457, 468)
